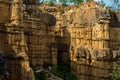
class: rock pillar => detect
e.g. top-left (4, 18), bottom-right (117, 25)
top-left (5, 0), bottom-right (35, 80)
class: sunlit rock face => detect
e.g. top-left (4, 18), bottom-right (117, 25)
top-left (0, 0), bottom-right (120, 80)
top-left (0, 0), bottom-right (35, 80)
top-left (0, 0), bottom-right (57, 80)
top-left (53, 0), bottom-right (120, 80)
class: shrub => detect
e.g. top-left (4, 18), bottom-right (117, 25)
top-left (51, 62), bottom-right (77, 80)
top-left (110, 58), bottom-right (120, 80)
top-left (59, 8), bottom-right (65, 15)
top-left (34, 71), bottom-right (46, 80)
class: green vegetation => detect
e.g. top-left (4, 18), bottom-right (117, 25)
top-left (70, 0), bottom-right (84, 4)
top-left (34, 71), bottom-right (46, 80)
top-left (39, 0), bottom-right (120, 11)
top-left (51, 62), bottom-right (78, 80)
top-left (32, 61), bottom-right (77, 80)
top-left (40, 0), bottom-right (85, 6)
top-left (44, 0), bottom-right (56, 6)
top-left (59, 0), bottom-right (68, 5)
top-left (110, 58), bottom-right (120, 80)
top-left (59, 8), bottom-right (65, 15)
top-left (29, 63), bottom-right (46, 80)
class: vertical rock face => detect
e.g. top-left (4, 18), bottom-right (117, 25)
top-left (5, 24), bottom-right (35, 80)
top-left (0, 0), bottom-right (36, 80)
top-left (0, 0), bottom-right (10, 23)
top-left (11, 0), bottom-right (23, 24)
top-left (0, 0), bottom-right (120, 80)
top-left (24, 20), bottom-right (56, 68)
top-left (0, 0), bottom-right (57, 79)
top-left (8, 59), bottom-right (35, 80)
top-left (54, 1), bottom-right (120, 80)
top-left (6, 0), bottom-right (34, 80)
top-left (22, 0), bottom-right (57, 68)
top-left (5, 0), bottom-right (35, 80)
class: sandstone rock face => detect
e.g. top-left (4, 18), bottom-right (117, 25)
top-left (0, 0), bottom-right (120, 80)
top-left (11, 0), bottom-right (23, 25)
top-left (0, 0), bottom-right (34, 80)
top-left (0, 0), bottom-right (57, 80)
top-left (0, 0), bottom-right (57, 79)
top-left (53, 1), bottom-right (120, 80)
top-left (23, 3), bottom-right (57, 68)
top-left (0, 0), bottom-right (10, 23)
top-left (24, 20), bottom-right (56, 68)
top-left (4, 0), bottom-right (35, 79)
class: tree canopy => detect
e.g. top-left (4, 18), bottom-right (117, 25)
top-left (70, 0), bottom-right (84, 4)
top-left (39, 0), bottom-right (86, 5)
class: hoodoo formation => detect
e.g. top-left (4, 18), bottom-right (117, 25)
top-left (0, 0), bottom-right (120, 80)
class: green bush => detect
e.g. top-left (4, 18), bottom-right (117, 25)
top-left (51, 62), bottom-right (77, 80)
top-left (48, 1), bottom-right (55, 6)
top-left (66, 72), bottom-right (78, 80)
top-left (59, 8), bottom-right (65, 15)
top-left (34, 71), bottom-right (46, 80)
top-left (44, 0), bottom-right (55, 6)
top-left (110, 58), bottom-right (120, 80)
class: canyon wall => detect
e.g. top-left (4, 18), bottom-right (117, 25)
top-left (0, 0), bottom-right (120, 80)
top-left (54, 1), bottom-right (120, 80)
top-left (0, 0), bottom-right (57, 80)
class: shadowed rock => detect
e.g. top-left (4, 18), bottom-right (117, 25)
top-left (23, 0), bottom-right (38, 5)
top-left (40, 13), bottom-right (56, 26)
top-left (113, 50), bottom-right (120, 60)
top-left (76, 47), bottom-right (91, 60)
top-left (25, 8), bottom-right (56, 26)
top-left (91, 49), bottom-right (113, 61)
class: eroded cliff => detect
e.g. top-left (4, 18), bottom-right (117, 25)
top-left (0, 0), bottom-right (120, 80)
